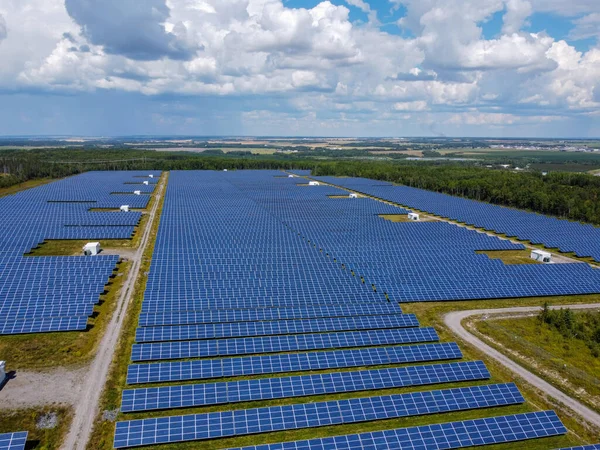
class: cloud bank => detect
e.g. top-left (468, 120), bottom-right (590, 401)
top-left (0, 0), bottom-right (598, 136)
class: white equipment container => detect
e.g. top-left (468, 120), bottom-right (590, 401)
top-left (83, 242), bottom-right (101, 256)
top-left (531, 250), bottom-right (552, 263)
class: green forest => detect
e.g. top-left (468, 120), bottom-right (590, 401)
top-left (2, 148), bottom-right (600, 226)
top-left (538, 305), bottom-right (600, 357)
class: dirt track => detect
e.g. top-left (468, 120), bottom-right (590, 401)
top-left (444, 304), bottom-right (600, 430)
top-left (61, 175), bottom-right (165, 450)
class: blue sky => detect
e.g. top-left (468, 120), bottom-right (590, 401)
top-left (0, 0), bottom-right (598, 137)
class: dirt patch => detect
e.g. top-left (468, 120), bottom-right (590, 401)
top-left (379, 214), bottom-right (436, 223)
top-left (101, 248), bottom-right (137, 260)
top-left (0, 366), bottom-right (87, 409)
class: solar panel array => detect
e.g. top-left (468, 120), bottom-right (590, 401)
top-left (257, 173), bottom-right (600, 302)
top-left (313, 175), bottom-right (600, 263)
top-left (114, 383), bottom-right (524, 448)
top-left (121, 360), bottom-right (490, 412)
top-left (115, 170), bottom-right (571, 449)
top-left (0, 432), bottom-right (27, 450)
top-left (228, 411), bottom-right (567, 450)
top-left (0, 171), bottom-right (160, 334)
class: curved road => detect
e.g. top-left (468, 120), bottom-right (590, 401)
top-left (444, 303), bottom-right (600, 430)
top-left (62, 175), bottom-right (166, 450)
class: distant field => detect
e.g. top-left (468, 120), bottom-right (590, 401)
top-left (146, 147), bottom-right (278, 154)
top-left (531, 162), bottom-right (600, 172)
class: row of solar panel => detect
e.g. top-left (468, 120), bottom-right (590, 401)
top-left (228, 411), bottom-right (567, 450)
top-left (134, 314), bottom-right (419, 342)
top-left (127, 342), bottom-right (463, 384)
top-left (131, 327), bottom-right (439, 362)
top-left (138, 303), bottom-right (402, 327)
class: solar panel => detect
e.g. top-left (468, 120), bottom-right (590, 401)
top-left (138, 303), bottom-right (403, 327)
top-left (558, 446), bottom-right (600, 450)
top-left (130, 327), bottom-right (439, 362)
top-left (134, 314), bottom-right (419, 342)
top-left (0, 316), bottom-right (88, 334)
top-left (0, 432), bottom-right (28, 450)
top-left (121, 360), bottom-right (490, 412)
top-left (227, 411), bottom-right (567, 450)
top-left (113, 383), bottom-right (523, 448)
top-left (126, 342), bottom-right (463, 384)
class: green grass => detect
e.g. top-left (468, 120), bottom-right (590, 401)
top-left (26, 240), bottom-right (132, 256)
top-left (473, 313), bottom-right (600, 413)
top-left (476, 249), bottom-right (541, 265)
top-left (379, 214), bottom-right (414, 222)
top-left (0, 260), bottom-right (131, 370)
top-left (0, 406), bottom-right (72, 450)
